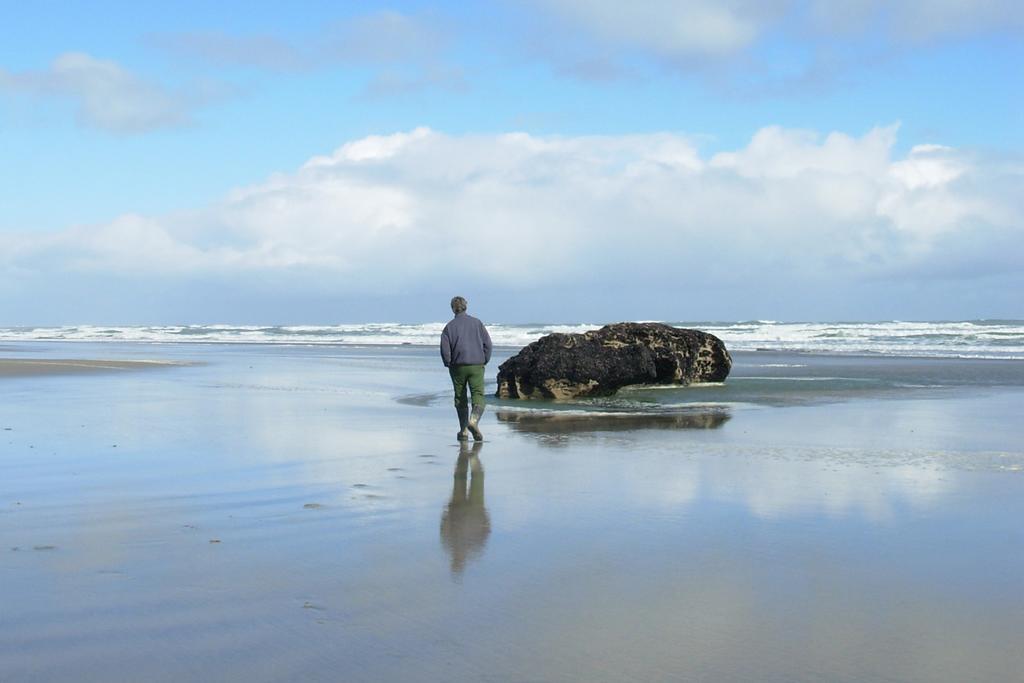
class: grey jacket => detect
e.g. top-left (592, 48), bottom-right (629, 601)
top-left (440, 313), bottom-right (492, 367)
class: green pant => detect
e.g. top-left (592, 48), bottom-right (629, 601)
top-left (449, 364), bottom-right (485, 410)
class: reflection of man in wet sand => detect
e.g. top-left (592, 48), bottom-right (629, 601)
top-left (440, 441), bottom-right (490, 577)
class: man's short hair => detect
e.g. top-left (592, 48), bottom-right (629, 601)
top-left (450, 296), bottom-right (467, 314)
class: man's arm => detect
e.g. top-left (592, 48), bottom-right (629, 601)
top-left (481, 322), bottom-right (492, 365)
top-left (440, 326), bottom-right (452, 367)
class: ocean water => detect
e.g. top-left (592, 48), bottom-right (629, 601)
top-left (2, 319), bottom-right (1023, 359)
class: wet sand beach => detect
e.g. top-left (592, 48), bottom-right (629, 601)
top-left (2, 342), bottom-right (1023, 682)
top-left (0, 358), bottom-right (188, 378)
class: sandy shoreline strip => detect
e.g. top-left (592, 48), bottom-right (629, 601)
top-left (0, 358), bottom-right (191, 378)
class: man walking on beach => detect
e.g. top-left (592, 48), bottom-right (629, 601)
top-left (440, 296), bottom-right (492, 441)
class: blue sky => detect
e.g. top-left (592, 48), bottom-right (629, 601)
top-left (1, 1), bottom-right (1022, 323)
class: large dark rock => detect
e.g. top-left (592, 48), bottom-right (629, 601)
top-left (495, 322), bottom-right (731, 400)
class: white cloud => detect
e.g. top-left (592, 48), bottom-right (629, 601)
top-left (151, 11), bottom-right (465, 98)
top-left (531, 0), bottom-right (784, 59)
top-left (361, 64), bottom-right (469, 99)
top-left (62, 215), bottom-right (207, 271)
top-left (709, 125), bottom-right (897, 179)
top-left (149, 32), bottom-right (306, 71)
top-left (525, 0), bottom-right (1024, 84)
top-left (325, 11), bottom-right (450, 65)
top-left (807, 0), bottom-right (1024, 41)
top-left (0, 52), bottom-right (219, 133)
top-left (536, 0), bottom-right (1024, 54)
top-left (889, 145), bottom-right (964, 190)
top-left (3, 125), bottom-right (1020, 296)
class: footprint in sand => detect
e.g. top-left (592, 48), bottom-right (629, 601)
top-left (302, 601), bottom-right (326, 611)
top-left (351, 483), bottom-right (369, 489)
top-left (303, 503), bottom-right (323, 509)
top-left (33, 545), bottom-right (57, 551)
top-left (387, 467), bottom-right (403, 472)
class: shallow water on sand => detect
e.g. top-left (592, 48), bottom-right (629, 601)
top-left (1, 343), bottom-right (1023, 682)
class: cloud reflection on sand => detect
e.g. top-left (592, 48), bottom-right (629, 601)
top-left (489, 417), bottom-right (961, 525)
top-left (695, 458), bottom-right (952, 521)
top-left (581, 451), bottom-right (954, 522)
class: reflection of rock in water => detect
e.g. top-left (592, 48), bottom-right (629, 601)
top-left (495, 409), bottom-right (731, 435)
top-left (440, 442), bottom-right (490, 577)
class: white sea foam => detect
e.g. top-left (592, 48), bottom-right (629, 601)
top-left (620, 382), bottom-right (726, 390)
top-left (1, 320), bottom-right (1022, 359)
top-left (737, 376), bottom-right (875, 382)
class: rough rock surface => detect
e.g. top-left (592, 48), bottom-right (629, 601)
top-left (495, 322), bottom-right (732, 400)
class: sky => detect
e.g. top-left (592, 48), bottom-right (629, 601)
top-left (1, 0), bottom-right (1022, 324)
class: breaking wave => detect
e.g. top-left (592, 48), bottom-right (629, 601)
top-left (1, 320), bottom-right (1022, 359)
